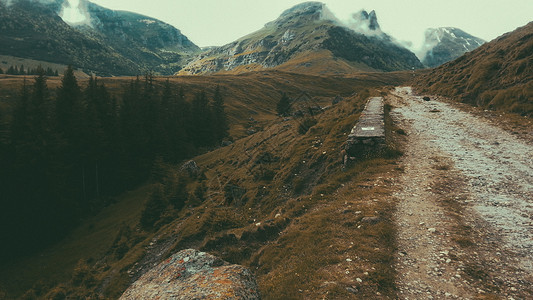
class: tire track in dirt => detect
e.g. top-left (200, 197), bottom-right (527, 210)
top-left (390, 87), bottom-right (533, 299)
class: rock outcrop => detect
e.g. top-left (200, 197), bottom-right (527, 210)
top-left (120, 249), bottom-right (260, 300)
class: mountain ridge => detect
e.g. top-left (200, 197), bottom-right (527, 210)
top-left (180, 2), bottom-right (423, 75)
top-left (0, 0), bottom-right (200, 75)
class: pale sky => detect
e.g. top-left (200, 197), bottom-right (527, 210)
top-left (89, 0), bottom-right (533, 49)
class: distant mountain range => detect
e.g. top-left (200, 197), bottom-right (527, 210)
top-left (419, 27), bottom-right (485, 67)
top-left (0, 0), bottom-right (200, 75)
top-left (415, 22), bottom-right (533, 116)
top-left (0, 0), bottom-right (488, 76)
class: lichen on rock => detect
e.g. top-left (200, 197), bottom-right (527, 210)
top-left (119, 249), bottom-right (260, 299)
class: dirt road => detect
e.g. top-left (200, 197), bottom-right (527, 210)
top-left (390, 87), bottom-right (533, 299)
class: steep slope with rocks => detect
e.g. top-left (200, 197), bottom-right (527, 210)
top-left (180, 2), bottom-right (422, 75)
top-left (0, 0), bottom-right (200, 75)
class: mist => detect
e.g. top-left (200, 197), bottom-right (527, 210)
top-left (59, 0), bottom-right (91, 26)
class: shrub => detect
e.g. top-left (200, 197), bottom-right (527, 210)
top-left (168, 179), bottom-right (188, 210)
top-left (224, 183), bottom-right (246, 205)
top-left (298, 117), bottom-right (317, 134)
top-left (72, 259), bottom-right (90, 286)
top-left (140, 184), bottom-right (167, 230)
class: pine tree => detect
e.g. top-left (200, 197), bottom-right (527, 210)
top-left (30, 67), bottom-right (52, 137)
top-left (7, 66), bottom-right (15, 75)
top-left (0, 67), bottom-right (3, 74)
top-left (85, 76), bottom-right (119, 197)
top-left (8, 68), bottom-right (72, 251)
top-left (120, 76), bottom-right (152, 185)
top-left (55, 65), bottom-right (89, 209)
top-left (277, 92), bottom-right (291, 116)
top-left (19, 65), bottom-right (25, 75)
top-left (56, 65), bottom-right (85, 152)
top-left (210, 85), bottom-right (229, 143)
top-left (191, 90), bottom-right (211, 147)
top-left (140, 184), bottom-right (167, 229)
top-left (160, 80), bottom-right (190, 161)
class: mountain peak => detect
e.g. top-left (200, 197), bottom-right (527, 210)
top-left (267, 1), bottom-right (337, 28)
top-left (346, 9), bottom-right (382, 36)
top-left (279, 1), bottom-right (324, 18)
top-left (420, 27), bottom-right (485, 67)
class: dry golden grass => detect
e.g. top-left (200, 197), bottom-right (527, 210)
top-left (158, 88), bottom-right (405, 299)
top-left (1, 70), bottom-right (409, 139)
top-left (0, 72), bottom-right (410, 298)
top-left (414, 22), bottom-right (533, 117)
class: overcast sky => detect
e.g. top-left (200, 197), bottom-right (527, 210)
top-left (89, 0), bottom-right (533, 49)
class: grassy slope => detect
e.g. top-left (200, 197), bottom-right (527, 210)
top-left (0, 71), bottom-right (410, 299)
top-left (414, 22), bottom-right (533, 117)
top-left (187, 95), bottom-right (404, 299)
top-left (0, 185), bottom-right (152, 298)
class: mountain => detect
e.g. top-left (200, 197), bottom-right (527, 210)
top-left (415, 22), bottom-right (533, 116)
top-left (419, 27), bottom-right (485, 67)
top-left (346, 9), bottom-right (381, 34)
top-left (0, 0), bottom-right (200, 75)
top-left (180, 2), bottom-right (423, 75)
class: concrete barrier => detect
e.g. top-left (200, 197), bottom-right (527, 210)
top-left (346, 97), bottom-right (385, 156)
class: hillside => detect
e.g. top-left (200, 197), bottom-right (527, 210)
top-left (0, 71), bottom-right (410, 299)
top-left (414, 22), bottom-right (533, 117)
top-left (0, 0), bottom-right (199, 75)
top-left (180, 2), bottom-right (423, 75)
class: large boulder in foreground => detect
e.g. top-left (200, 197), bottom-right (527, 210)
top-left (120, 249), bottom-right (260, 299)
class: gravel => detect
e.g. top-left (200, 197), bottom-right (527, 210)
top-left (391, 87), bottom-right (533, 298)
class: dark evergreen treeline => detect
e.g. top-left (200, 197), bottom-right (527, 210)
top-left (0, 66), bottom-right (228, 259)
top-left (0, 64), bottom-right (59, 76)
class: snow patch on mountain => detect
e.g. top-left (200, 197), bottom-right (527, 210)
top-left (418, 27), bottom-right (485, 67)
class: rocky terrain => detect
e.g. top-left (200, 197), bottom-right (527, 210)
top-left (390, 87), bottom-right (533, 299)
top-left (119, 249), bottom-right (259, 299)
top-left (419, 27), bottom-right (485, 67)
top-left (0, 0), bottom-right (200, 75)
top-left (180, 2), bottom-right (422, 75)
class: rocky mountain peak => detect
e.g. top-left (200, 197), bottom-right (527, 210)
top-left (266, 1), bottom-right (337, 28)
top-left (360, 10), bottom-right (380, 30)
top-left (346, 9), bottom-right (382, 36)
top-left (420, 27), bottom-right (485, 67)
top-left (279, 1), bottom-right (323, 16)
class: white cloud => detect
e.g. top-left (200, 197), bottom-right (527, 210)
top-left (60, 0), bottom-right (92, 26)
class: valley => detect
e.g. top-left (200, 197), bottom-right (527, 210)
top-left (1, 76), bottom-right (531, 299)
top-left (0, 0), bottom-right (531, 299)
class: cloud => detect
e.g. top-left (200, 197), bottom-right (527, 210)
top-left (343, 10), bottom-right (385, 37)
top-left (60, 0), bottom-right (92, 26)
